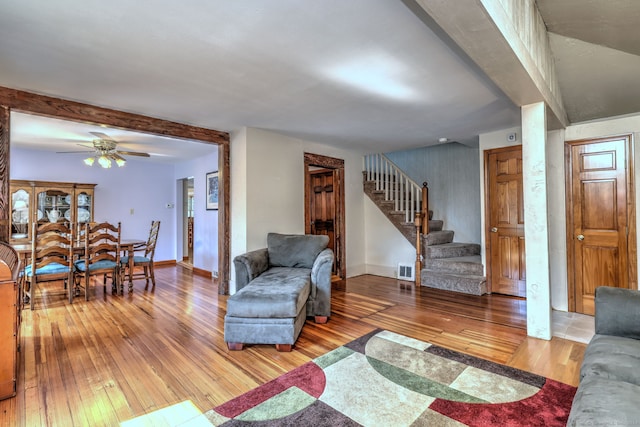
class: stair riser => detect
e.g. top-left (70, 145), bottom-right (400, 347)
top-left (423, 231), bottom-right (454, 246)
top-left (423, 259), bottom-right (484, 275)
top-left (420, 271), bottom-right (487, 296)
top-left (428, 220), bottom-right (443, 232)
top-left (425, 244), bottom-right (480, 259)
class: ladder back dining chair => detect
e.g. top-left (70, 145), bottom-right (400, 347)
top-left (74, 221), bottom-right (121, 300)
top-left (24, 222), bottom-right (75, 309)
top-left (121, 220), bottom-right (160, 289)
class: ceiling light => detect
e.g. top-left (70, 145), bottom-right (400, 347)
top-left (84, 152), bottom-right (127, 168)
top-left (98, 155), bottom-right (112, 168)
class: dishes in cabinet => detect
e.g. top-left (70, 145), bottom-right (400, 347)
top-left (12, 191), bottom-right (29, 204)
top-left (77, 208), bottom-right (91, 223)
top-left (12, 233), bottom-right (27, 239)
top-left (47, 209), bottom-right (61, 223)
top-left (12, 210), bottom-right (29, 224)
top-left (77, 194), bottom-right (89, 206)
top-left (37, 210), bottom-right (43, 220)
top-left (65, 195), bottom-right (72, 205)
top-left (64, 209), bottom-right (72, 221)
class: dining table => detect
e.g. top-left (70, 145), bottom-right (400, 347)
top-left (11, 238), bottom-right (146, 306)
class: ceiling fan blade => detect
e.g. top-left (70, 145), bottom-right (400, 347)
top-left (117, 150), bottom-right (151, 157)
top-left (89, 131), bottom-right (116, 142)
top-left (111, 153), bottom-right (126, 162)
top-left (56, 142), bottom-right (96, 154)
top-left (56, 150), bottom-right (94, 154)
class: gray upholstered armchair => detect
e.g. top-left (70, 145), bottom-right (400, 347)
top-left (232, 233), bottom-right (334, 322)
top-left (225, 233), bottom-right (334, 351)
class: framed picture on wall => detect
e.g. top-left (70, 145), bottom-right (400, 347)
top-left (206, 171), bottom-right (219, 210)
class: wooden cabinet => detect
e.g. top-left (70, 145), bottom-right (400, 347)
top-left (0, 279), bottom-right (18, 400)
top-left (0, 245), bottom-right (19, 400)
top-left (10, 180), bottom-right (96, 243)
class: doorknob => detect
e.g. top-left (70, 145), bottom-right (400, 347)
top-left (491, 227), bottom-right (498, 233)
top-left (577, 234), bottom-right (585, 241)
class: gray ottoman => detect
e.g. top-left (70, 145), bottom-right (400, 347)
top-left (224, 267), bottom-right (311, 352)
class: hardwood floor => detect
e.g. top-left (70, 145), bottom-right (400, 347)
top-left (1, 267), bottom-right (586, 426)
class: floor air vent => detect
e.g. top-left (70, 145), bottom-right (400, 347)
top-left (397, 263), bottom-right (415, 281)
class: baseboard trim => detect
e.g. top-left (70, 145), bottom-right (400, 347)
top-left (176, 261), bottom-right (212, 279)
top-left (193, 267), bottom-right (212, 279)
top-left (155, 260), bottom-right (176, 267)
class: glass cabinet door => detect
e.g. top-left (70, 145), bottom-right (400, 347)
top-left (76, 190), bottom-right (93, 224)
top-left (10, 188), bottom-right (31, 241)
top-left (36, 187), bottom-right (72, 224)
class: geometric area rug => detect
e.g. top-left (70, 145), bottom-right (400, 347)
top-left (204, 329), bottom-right (577, 426)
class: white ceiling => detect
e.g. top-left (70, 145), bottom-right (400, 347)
top-left (1, 0), bottom-right (639, 162)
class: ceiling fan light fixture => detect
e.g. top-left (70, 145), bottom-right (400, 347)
top-left (84, 157), bottom-right (95, 166)
top-left (115, 157), bottom-right (126, 167)
top-left (98, 155), bottom-right (112, 168)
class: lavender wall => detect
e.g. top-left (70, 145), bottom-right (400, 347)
top-left (174, 151), bottom-right (219, 275)
top-left (10, 148), bottom-right (217, 271)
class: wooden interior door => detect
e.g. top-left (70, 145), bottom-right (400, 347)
top-left (486, 146), bottom-right (526, 297)
top-left (567, 135), bottom-right (635, 315)
top-left (309, 169), bottom-right (337, 274)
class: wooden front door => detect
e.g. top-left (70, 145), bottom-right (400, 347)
top-left (308, 169), bottom-right (337, 274)
top-left (566, 135), bottom-right (636, 315)
top-left (486, 146), bottom-right (526, 297)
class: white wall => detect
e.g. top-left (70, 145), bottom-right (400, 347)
top-left (363, 197), bottom-right (416, 278)
top-left (229, 127), bottom-right (366, 293)
top-left (546, 129), bottom-right (568, 310)
top-left (174, 150), bottom-right (219, 273)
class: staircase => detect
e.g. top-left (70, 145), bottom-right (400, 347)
top-left (363, 154), bottom-right (487, 296)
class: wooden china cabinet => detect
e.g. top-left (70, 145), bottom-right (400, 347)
top-left (9, 180), bottom-right (96, 242)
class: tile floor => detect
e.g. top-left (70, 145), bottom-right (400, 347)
top-left (552, 310), bottom-right (594, 344)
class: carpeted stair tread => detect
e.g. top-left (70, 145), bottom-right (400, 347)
top-left (424, 255), bottom-right (483, 275)
top-left (421, 270), bottom-right (487, 296)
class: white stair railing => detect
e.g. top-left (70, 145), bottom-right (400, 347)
top-left (363, 153), bottom-right (423, 224)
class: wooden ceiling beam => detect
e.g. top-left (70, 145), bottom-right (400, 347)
top-left (0, 86), bottom-right (229, 145)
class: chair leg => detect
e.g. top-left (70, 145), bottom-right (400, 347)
top-left (85, 274), bottom-right (90, 301)
top-left (149, 263), bottom-right (156, 287)
top-left (68, 278), bottom-right (73, 304)
top-left (29, 280), bottom-right (35, 310)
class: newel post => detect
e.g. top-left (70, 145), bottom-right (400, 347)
top-left (421, 182), bottom-right (429, 235)
top-left (414, 212), bottom-right (422, 286)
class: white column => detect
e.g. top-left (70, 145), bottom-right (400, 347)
top-left (522, 102), bottom-right (552, 340)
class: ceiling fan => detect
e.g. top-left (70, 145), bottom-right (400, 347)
top-left (58, 132), bottom-right (150, 168)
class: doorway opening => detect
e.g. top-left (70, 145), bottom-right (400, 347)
top-left (304, 152), bottom-right (346, 280)
top-left (177, 177), bottom-right (195, 269)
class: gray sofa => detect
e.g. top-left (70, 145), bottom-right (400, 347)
top-left (224, 233), bottom-right (334, 352)
top-left (567, 286), bottom-right (640, 426)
